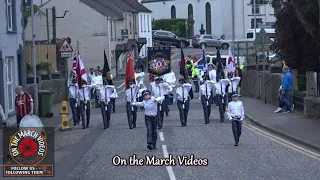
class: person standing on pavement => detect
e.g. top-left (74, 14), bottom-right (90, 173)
top-left (150, 77), bottom-right (172, 129)
top-left (274, 85), bottom-right (285, 113)
top-left (215, 75), bottom-right (230, 123)
top-left (125, 78), bottom-right (138, 129)
top-left (78, 80), bottom-right (91, 129)
top-left (131, 90), bottom-right (164, 150)
top-left (191, 66), bottom-right (200, 92)
top-left (175, 78), bottom-right (192, 127)
top-left (199, 74), bottom-right (215, 124)
top-left (186, 55), bottom-right (194, 77)
top-left (281, 66), bottom-right (294, 113)
top-left (15, 86), bottom-right (34, 127)
top-left (227, 93), bottom-right (245, 146)
top-left (99, 78), bottom-right (115, 129)
top-left (69, 77), bottom-right (80, 126)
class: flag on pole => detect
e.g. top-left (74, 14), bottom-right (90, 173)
top-left (227, 47), bottom-right (236, 73)
top-left (125, 50), bottom-right (135, 90)
top-left (102, 49), bottom-right (111, 82)
top-left (72, 55), bottom-right (77, 78)
top-left (216, 47), bottom-right (224, 78)
top-left (76, 55), bottom-right (87, 88)
top-left (202, 46), bottom-right (207, 73)
top-left (180, 47), bottom-right (187, 78)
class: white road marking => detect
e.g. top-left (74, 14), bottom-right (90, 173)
top-left (245, 124), bottom-right (320, 161)
top-left (117, 82), bottom-right (125, 89)
top-left (159, 132), bottom-right (165, 141)
top-left (117, 88), bottom-right (125, 94)
top-left (162, 145), bottom-right (177, 180)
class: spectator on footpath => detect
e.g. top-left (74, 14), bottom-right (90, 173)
top-left (274, 85), bottom-right (285, 113)
top-left (281, 66), bottom-right (294, 113)
top-left (15, 86), bottom-right (34, 127)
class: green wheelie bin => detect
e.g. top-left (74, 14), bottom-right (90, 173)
top-left (38, 90), bottom-right (54, 117)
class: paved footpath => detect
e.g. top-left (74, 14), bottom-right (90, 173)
top-left (241, 96), bottom-right (320, 151)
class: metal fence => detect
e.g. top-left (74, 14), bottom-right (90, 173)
top-left (230, 41), bottom-right (256, 65)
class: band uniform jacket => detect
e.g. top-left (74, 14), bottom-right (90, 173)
top-left (227, 100), bottom-right (245, 121)
top-left (125, 85), bottom-right (139, 102)
top-left (150, 82), bottom-right (172, 97)
top-left (132, 97), bottom-right (165, 116)
top-left (199, 80), bottom-right (215, 99)
top-left (69, 84), bottom-right (80, 100)
top-left (175, 83), bottom-right (192, 102)
top-left (98, 85), bottom-right (115, 102)
top-left (78, 86), bottom-right (91, 101)
top-left (215, 79), bottom-right (230, 96)
top-left (228, 77), bottom-right (241, 93)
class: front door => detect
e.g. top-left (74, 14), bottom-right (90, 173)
top-left (4, 57), bottom-right (15, 114)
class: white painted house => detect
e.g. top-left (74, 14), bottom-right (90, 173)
top-left (138, 12), bottom-right (152, 58)
top-left (142, 0), bottom-right (276, 39)
top-left (0, 0), bottom-right (24, 118)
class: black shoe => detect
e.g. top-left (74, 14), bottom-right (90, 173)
top-left (82, 127), bottom-right (85, 129)
top-left (77, 122), bottom-right (80, 125)
top-left (73, 123), bottom-right (76, 126)
top-left (234, 143), bottom-right (238, 146)
top-left (112, 110), bottom-right (115, 113)
top-left (106, 125), bottom-right (109, 128)
top-left (182, 124), bottom-right (187, 127)
top-left (153, 145), bottom-right (157, 149)
top-left (86, 125), bottom-right (89, 128)
top-left (158, 126), bottom-right (162, 129)
top-left (220, 120), bottom-right (224, 123)
top-left (147, 144), bottom-right (153, 150)
top-left (205, 122), bottom-right (209, 124)
top-left (133, 124), bottom-right (136, 128)
top-left (104, 127), bottom-right (107, 129)
top-left (130, 127), bottom-right (133, 129)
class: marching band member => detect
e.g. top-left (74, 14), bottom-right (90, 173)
top-left (78, 80), bottom-right (91, 129)
top-left (107, 74), bottom-right (117, 113)
top-left (92, 71), bottom-right (103, 108)
top-left (150, 77), bottom-right (172, 129)
top-left (99, 78), bottom-right (115, 129)
top-left (131, 90), bottom-right (164, 150)
top-left (208, 64), bottom-right (217, 103)
top-left (227, 74), bottom-right (241, 103)
top-left (125, 78), bottom-right (138, 129)
top-left (227, 93), bottom-right (245, 146)
top-left (69, 76), bottom-right (80, 126)
top-left (161, 71), bottom-right (176, 117)
top-left (138, 83), bottom-right (147, 110)
top-left (135, 69), bottom-right (145, 83)
top-left (175, 78), bottom-right (192, 127)
top-left (199, 74), bottom-right (215, 124)
top-left (215, 74), bottom-right (230, 123)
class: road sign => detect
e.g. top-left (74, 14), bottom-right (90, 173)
top-left (61, 52), bottom-right (72, 57)
top-left (254, 28), bottom-right (272, 45)
top-left (59, 39), bottom-right (73, 52)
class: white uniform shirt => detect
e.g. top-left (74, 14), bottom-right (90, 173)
top-left (125, 85), bottom-right (139, 102)
top-left (175, 83), bottom-right (192, 102)
top-left (132, 97), bottom-right (164, 116)
top-left (199, 80), bottom-right (215, 97)
top-left (110, 88), bottom-right (118, 99)
top-left (228, 77), bottom-right (241, 93)
top-left (98, 85), bottom-right (115, 102)
top-left (215, 79), bottom-right (230, 95)
top-left (161, 71), bottom-right (176, 85)
top-left (135, 72), bottom-right (145, 82)
top-left (227, 100), bottom-right (245, 120)
top-left (88, 73), bottom-right (95, 84)
top-left (91, 75), bottom-right (103, 86)
top-left (208, 69), bottom-right (217, 83)
top-left (78, 86), bottom-right (91, 101)
top-left (138, 87), bottom-right (147, 97)
top-left (150, 82), bottom-right (172, 96)
top-left (69, 84), bottom-right (79, 99)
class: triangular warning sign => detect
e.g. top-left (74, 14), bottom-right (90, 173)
top-left (59, 39), bottom-right (73, 52)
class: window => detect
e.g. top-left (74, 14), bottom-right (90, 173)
top-left (203, 36), bottom-right (212, 39)
top-left (205, 3), bottom-right (211, 34)
top-left (171, 6), bottom-right (176, 19)
top-left (147, 15), bottom-right (150, 32)
top-left (144, 15), bottom-right (146, 32)
top-left (252, 4), bottom-right (260, 14)
top-left (6, 0), bottom-right (15, 32)
top-left (114, 21), bottom-right (117, 40)
top-left (134, 14), bottom-right (137, 34)
top-left (110, 21), bottom-right (113, 41)
top-left (140, 15), bottom-right (143, 32)
top-left (129, 15), bottom-right (132, 34)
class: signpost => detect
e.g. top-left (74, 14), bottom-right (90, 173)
top-left (254, 28), bottom-right (271, 104)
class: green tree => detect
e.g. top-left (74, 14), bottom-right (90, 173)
top-left (24, 4), bottom-right (46, 29)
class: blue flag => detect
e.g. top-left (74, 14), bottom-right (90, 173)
top-left (216, 47), bottom-right (223, 77)
top-left (202, 46), bottom-right (207, 73)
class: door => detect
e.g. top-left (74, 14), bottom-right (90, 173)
top-left (4, 57), bottom-right (14, 113)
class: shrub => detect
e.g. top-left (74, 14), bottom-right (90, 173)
top-left (152, 18), bottom-right (193, 37)
top-left (36, 62), bottom-right (52, 74)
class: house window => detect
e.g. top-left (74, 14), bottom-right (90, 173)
top-left (114, 21), bottom-right (117, 40)
top-left (171, 5), bottom-right (176, 19)
top-left (129, 15), bottom-right (132, 34)
top-left (110, 21), bottom-right (113, 41)
top-left (147, 15), bottom-right (150, 32)
top-left (140, 14), bottom-right (143, 32)
top-left (251, 18), bottom-right (262, 28)
top-left (6, 0), bottom-right (14, 31)
top-left (205, 2), bottom-right (211, 34)
top-left (252, 4), bottom-right (260, 14)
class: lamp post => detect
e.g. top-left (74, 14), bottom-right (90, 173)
top-left (31, 0), bottom-right (39, 114)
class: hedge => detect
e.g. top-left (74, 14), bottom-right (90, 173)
top-left (152, 18), bottom-right (194, 38)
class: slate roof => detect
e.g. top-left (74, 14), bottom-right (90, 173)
top-left (107, 0), bottom-right (137, 12)
top-left (122, 0), bottom-right (152, 13)
top-left (81, 0), bottom-right (123, 18)
top-left (141, 0), bottom-right (173, 3)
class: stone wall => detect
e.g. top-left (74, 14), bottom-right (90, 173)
top-left (304, 97), bottom-right (320, 119)
top-left (26, 79), bottom-right (66, 104)
top-left (241, 70), bottom-right (298, 106)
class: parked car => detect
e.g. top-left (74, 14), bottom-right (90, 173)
top-left (192, 35), bottom-right (230, 49)
top-left (152, 30), bottom-right (190, 48)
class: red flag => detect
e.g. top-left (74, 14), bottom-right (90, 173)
top-left (76, 55), bottom-right (87, 88)
top-left (125, 50), bottom-right (135, 90)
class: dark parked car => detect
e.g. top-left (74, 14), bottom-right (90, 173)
top-left (152, 30), bottom-right (190, 48)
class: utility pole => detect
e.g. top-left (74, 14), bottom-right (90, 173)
top-left (261, 29), bottom-right (266, 104)
top-left (254, 0), bottom-right (257, 64)
top-left (77, 41), bottom-right (79, 53)
top-left (46, 8), bottom-right (50, 44)
top-left (52, 6), bottom-right (56, 44)
top-left (31, 0), bottom-right (39, 114)
top-left (231, 0), bottom-right (235, 54)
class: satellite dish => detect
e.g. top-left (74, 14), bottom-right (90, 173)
top-left (19, 115), bottom-right (43, 133)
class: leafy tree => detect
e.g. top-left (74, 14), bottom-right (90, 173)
top-left (24, 5), bottom-right (46, 29)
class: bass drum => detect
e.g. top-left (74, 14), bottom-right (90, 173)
top-left (20, 115), bottom-right (45, 137)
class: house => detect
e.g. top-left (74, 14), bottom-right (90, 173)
top-left (24, 0), bottom-right (150, 76)
top-left (122, 0), bottom-right (152, 58)
top-left (0, 0), bottom-right (25, 118)
top-left (141, 0), bottom-right (276, 39)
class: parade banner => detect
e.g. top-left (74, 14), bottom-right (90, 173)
top-left (3, 119), bottom-right (54, 177)
top-left (147, 47), bottom-right (171, 76)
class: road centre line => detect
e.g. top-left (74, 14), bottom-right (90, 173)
top-left (159, 132), bottom-right (165, 141)
top-left (245, 124), bottom-right (320, 161)
top-left (117, 82), bottom-right (125, 89)
top-left (162, 145), bottom-right (177, 180)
